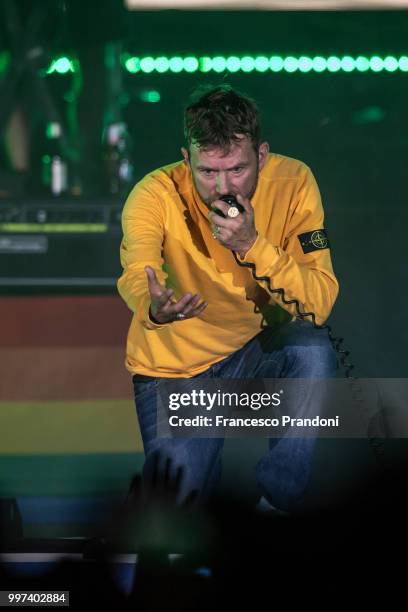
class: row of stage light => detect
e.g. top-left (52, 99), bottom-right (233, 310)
top-left (46, 54), bottom-right (408, 74)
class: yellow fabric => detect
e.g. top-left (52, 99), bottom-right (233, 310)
top-left (117, 153), bottom-right (339, 377)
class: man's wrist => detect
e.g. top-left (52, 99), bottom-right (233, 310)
top-left (238, 232), bottom-right (258, 258)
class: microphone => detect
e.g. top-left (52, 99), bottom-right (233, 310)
top-left (212, 194), bottom-right (245, 218)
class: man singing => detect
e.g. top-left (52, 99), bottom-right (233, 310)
top-left (118, 84), bottom-right (338, 512)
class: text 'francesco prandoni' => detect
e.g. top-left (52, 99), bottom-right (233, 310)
top-left (166, 390), bottom-right (340, 429)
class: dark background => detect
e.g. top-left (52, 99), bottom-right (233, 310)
top-left (2, 8), bottom-right (407, 376)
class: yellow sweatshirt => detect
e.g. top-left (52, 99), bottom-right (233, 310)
top-left (118, 153), bottom-right (339, 377)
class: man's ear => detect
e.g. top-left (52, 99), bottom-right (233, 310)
top-left (181, 147), bottom-right (190, 166)
top-left (258, 142), bottom-right (270, 170)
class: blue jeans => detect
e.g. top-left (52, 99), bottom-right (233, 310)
top-left (132, 320), bottom-right (338, 512)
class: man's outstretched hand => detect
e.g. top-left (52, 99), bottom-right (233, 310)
top-left (145, 266), bottom-right (208, 324)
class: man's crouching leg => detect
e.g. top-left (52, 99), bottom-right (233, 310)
top-left (133, 375), bottom-right (224, 507)
top-left (254, 320), bottom-right (338, 513)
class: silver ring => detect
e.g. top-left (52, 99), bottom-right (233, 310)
top-left (212, 226), bottom-right (219, 239)
top-left (227, 206), bottom-right (239, 218)
top-left (175, 313), bottom-right (186, 320)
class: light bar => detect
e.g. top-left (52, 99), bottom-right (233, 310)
top-left (125, 0), bottom-right (408, 8)
top-left (0, 224), bottom-right (107, 233)
top-left (123, 55), bottom-right (408, 74)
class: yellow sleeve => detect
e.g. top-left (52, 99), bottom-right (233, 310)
top-left (240, 166), bottom-right (339, 325)
top-left (117, 178), bottom-right (170, 330)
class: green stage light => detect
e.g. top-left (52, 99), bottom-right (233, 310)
top-left (355, 56), bottom-right (370, 72)
top-left (384, 56), bottom-right (399, 72)
top-left (140, 57), bottom-right (155, 73)
top-left (169, 57), bottom-right (184, 73)
top-left (341, 56), bottom-right (355, 72)
top-left (125, 57), bottom-right (140, 73)
top-left (226, 56), bottom-right (241, 72)
top-left (140, 90), bottom-right (161, 103)
top-left (298, 56), bottom-right (313, 72)
top-left (370, 56), bottom-right (384, 71)
top-left (212, 56), bottom-right (227, 72)
top-left (241, 56), bottom-right (255, 72)
top-left (254, 56), bottom-right (269, 72)
top-left (327, 56), bottom-right (341, 72)
top-left (284, 56), bottom-right (298, 72)
top-left (199, 56), bottom-right (212, 72)
top-left (155, 57), bottom-right (169, 73)
top-left (269, 56), bottom-right (284, 72)
top-left (313, 56), bottom-right (327, 72)
top-left (122, 54), bottom-right (408, 75)
top-left (0, 50), bottom-right (10, 74)
top-left (47, 57), bottom-right (75, 74)
top-left (184, 57), bottom-right (199, 72)
top-left (400, 56), bottom-right (408, 71)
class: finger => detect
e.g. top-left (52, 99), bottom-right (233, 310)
top-left (189, 301), bottom-right (208, 316)
top-left (210, 200), bottom-right (230, 217)
top-left (181, 294), bottom-right (201, 315)
top-left (209, 212), bottom-right (231, 229)
top-left (235, 193), bottom-right (253, 214)
top-left (159, 288), bottom-right (175, 309)
top-left (167, 292), bottom-right (194, 314)
top-left (145, 266), bottom-right (165, 296)
top-left (155, 287), bottom-right (174, 310)
top-left (185, 300), bottom-right (208, 316)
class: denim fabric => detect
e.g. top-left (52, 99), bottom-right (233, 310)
top-left (133, 320), bottom-right (338, 511)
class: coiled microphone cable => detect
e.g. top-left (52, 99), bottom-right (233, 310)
top-left (218, 194), bottom-right (386, 470)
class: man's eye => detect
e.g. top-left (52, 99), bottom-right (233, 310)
top-left (232, 167), bottom-right (243, 173)
top-left (202, 170), bottom-right (214, 176)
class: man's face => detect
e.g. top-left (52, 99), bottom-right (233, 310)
top-left (181, 135), bottom-right (269, 208)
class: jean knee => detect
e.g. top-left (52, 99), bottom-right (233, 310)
top-left (280, 322), bottom-right (338, 377)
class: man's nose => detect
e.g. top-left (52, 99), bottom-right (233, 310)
top-left (215, 172), bottom-right (231, 195)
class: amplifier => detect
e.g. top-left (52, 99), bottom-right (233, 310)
top-left (0, 199), bottom-right (123, 293)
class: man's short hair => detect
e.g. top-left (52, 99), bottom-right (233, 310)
top-left (184, 84), bottom-right (261, 152)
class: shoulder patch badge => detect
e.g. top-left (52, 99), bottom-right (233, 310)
top-left (298, 229), bottom-right (330, 254)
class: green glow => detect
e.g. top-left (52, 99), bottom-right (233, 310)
top-left (0, 50), bottom-right (10, 74)
top-left (341, 56), bottom-right (355, 72)
top-left (400, 56), bottom-right (408, 71)
top-left (355, 56), bottom-right (370, 72)
top-left (140, 57), bottom-right (155, 73)
top-left (313, 56), bottom-right (327, 72)
top-left (199, 56), bottom-right (212, 72)
top-left (269, 56), bottom-right (284, 72)
top-left (353, 106), bottom-right (385, 124)
top-left (226, 56), bottom-right (241, 72)
top-left (327, 56), bottom-right (341, 72)
top-left (284, 57), bottom-right (298, 72)
top-left (254, 56), bottom-right (269, 72)
top-left (139, 90), bottom-right (161, 103)
top-left (370, 56), bottom-right (384, 72)
top-left (241, 56), bottom-right (255, 72)
top-left (384, 56), bottom-right (398, 72)
top-left (183, 57), bottom-right (199, 72)
top-left (125, 57), bottom-right (140, 73)
top-left (155, 57), bottom-right (169, 73)
top-left (212, 56), bottom-right (227, 73)
top-left (122, 55), bottom-right (408, 75)
top-left (298, 56), bottom-right (313, 73)
top-left (47, 57), bottom-right (75, 74)
top-left (169, 57), bottom-right (184, 73)
top-left (0, 224), bottom-right (107, 233)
